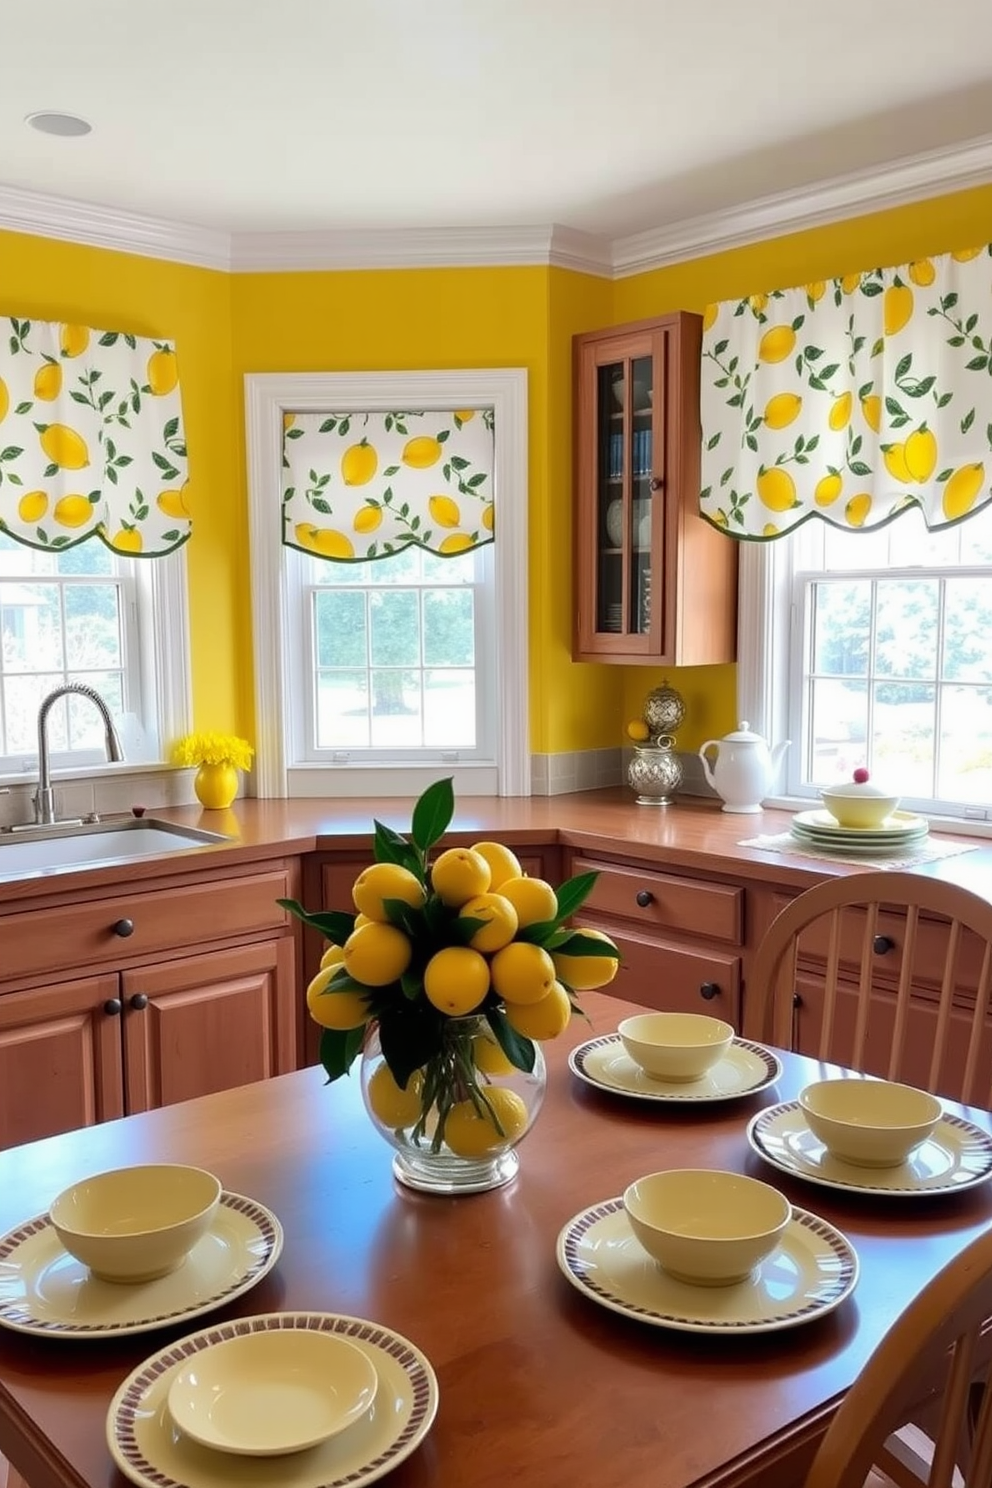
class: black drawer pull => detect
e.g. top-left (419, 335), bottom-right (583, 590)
top-left (792, 992), bottom-right (803, 1009)
top-left (103, 998), bottom-right (122, 1016)
top-left (113, 918), bottom-right (135, 938)
top-left (873, 935), bottom-right (894, 955)
top-left (635, 890), bottom-right (654, 908)
top-left (129, 993), bottom-right (149, 1011)
top-left (699, 981), bottom-right (720, 1001)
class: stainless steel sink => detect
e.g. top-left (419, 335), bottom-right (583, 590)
top-left (0, 819), bottom-right (231, 882)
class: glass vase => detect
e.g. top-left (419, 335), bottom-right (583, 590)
top-left (359, 1014), bottom-right (546, 1195)
top-left (193, 761), bottom-right (239, 809)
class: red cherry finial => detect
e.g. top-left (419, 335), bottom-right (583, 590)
top-left (852, 767), bottom-right (870, 784)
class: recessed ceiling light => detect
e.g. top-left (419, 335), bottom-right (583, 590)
top-left (25, 111), bottom-right (92, 138)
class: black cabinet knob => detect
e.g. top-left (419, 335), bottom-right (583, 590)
top-left (129, 993), bottom-right (149, 1011)
top-left (635, 889), bottom-right (654, 908)
top-left (699, 982), bottom-right (720, 1001)
top-left (103, 998), bottom-right (122, 1016)
top-left (792, 992), bottom-right (803, 1008)
top-left (113, 918), bottom-right (135, 938)
top-left (873, 935), bottom-right (894, 955)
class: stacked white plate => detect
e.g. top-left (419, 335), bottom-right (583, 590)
top-left (789, 808), bottom-right (929, 855)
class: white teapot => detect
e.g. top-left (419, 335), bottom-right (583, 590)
top-left (698, 722), bottom-right (790, 814)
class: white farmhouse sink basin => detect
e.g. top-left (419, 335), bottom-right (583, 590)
top-left (0, 820), bottom-right (231, 882)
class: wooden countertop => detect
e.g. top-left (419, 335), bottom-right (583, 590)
top-left (2, 789), bottom-right (991, 907)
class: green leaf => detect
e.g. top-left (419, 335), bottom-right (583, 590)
top-left (319, 1025), bottom-right (365, 1082)
top-left (484, 1005), bottom-right (536, 1073)
top-left (553, 930), bottom-right (620, 958)
top-left (277, 898), bottom-right (355, 944)
top-left (378, 1001), bottom-right (442, 1087)
top-left (515, 917), bottom-right (561, 947)
top-left (448, 913), bottom-right (489, 946)
top-left (382, 897), bottom-right (425, 938)
top-left (553, 871), bottom-right (599, 920)
top-left (410, 776), bottom-right (454, 851)
top-left (372, 820), bottom-right (421, 874)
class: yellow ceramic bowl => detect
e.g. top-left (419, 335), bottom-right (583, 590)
top-left (799, 1078), bottom-right (942, 1167)
top-left (819, 786), bottom-right (900, 829)
top-left (49, 1164), bottom-right (222, 1283)
top-left (618, 1012), bottom-right (735, 1082)
top-left (624, 1169), bottom-right (791, 1285)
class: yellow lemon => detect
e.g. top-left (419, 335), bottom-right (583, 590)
top-left (40, 424), bottom-right (89, 469)
top-left (551, 928), bottom-right (620, 990)
top-left (454, 409), bottom-right (475, 422)
top-left (469, 840), bottom-right (523, 890)
top-left (883, 284), bottom-right (914, 336)
top-left (505, 981), bottom-right (572, 1041)
top-left (33, 362), bottom-right (62, 401)
top-left (306, 966), bottom-right (370, 1030)
top-left (353, 505), bottom-right (382, 534)
top-left (626, 719), bottom-right (650, 742)
top-left (497, 875), bottom-right (558, 928)
top-left (756, 467), bottom-right (798, 512)
top-left (861, 395), bottom-right (882, 434)
top-left (438, 533), bottom-right (474, 555)
top-left (443, 1089), bottom-right (528, 1156)
top-left (343, 921), bottom-right (412, 986)
top-left (351, 862), bottom-right (427, 922)
top-left (319, 944), bottom-right (346, 971)
top-left (472, 1032), bottom-right (516, 1076)
top-left (814, 473), bottom-right (843, 507)
top-left (943, 463), bottom-right (986, 521)
top-left (283, 412), bottom-right (296, 430)
top-left (0, 376), bottom-right (7, 423)
top-left (841, 273), bottom-right (862, 294)
top-left (757, 325), bottom-right (796, 364)
top-left (430, 847), bottom-right (491, 906)
top-left (341, 440), bottom-right (378, 485)
top-left (481, 504), bottom-right (494, 532)
top-left (458, 892), bottom-right (518, 953)
top-left (423, 946), bottom-right (490, 1015)
top-left (952, 246), bottom-right (983, 262)
top-left (908, 259), bottom-right (935, 287)
top-left (17, 490), bottom-right (47, 522)
top-left (806, 281), bottom-right (826, 302)
top-left (828, 392), bottom-right (853, 431)
top-left (305, 527), bottom-right (355, 560)
top-left (763, 393), bottom-right (802, 429)
top-left (749, 293), bottom-right (768, 312)
top-left (702, 303), bottom-right (719, 331)
top-left (366, 1064), bottom-right (424, 1128)
top-left (147, 348), bottom-right (178, 395)
top-left (491, 941), bottom-right (556, 1006)
top-left (53, 495), bottom-right (94, 528)
top-left (157, 487), bottom-right (190, 520)
top-left (762, 523), bottom-right (779, 537)
top-left (402, 435), bottom-right (442, 469)
top-left (428, 495), bottom-right (461, 528)
top-left (354, 912), bottom-right (373, 930)
top-left (883, 444), bottom-right (913, 484)
top-left (59, 324), bottom-right (89, 358)
top-left (845, 494), bottom-right (872, 528)
top-left (110, 529), bottom-right (143, 553)
top-left (904, 428), bottom-right (937, 482)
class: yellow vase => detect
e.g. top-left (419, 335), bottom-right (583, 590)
top-left (193, 761), bottom-right (239, 810)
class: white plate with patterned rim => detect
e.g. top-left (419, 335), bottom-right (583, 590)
top-left (568, 1035), bottom-right (782, 1103)
top-left (792, 809), bottom-right (929, 839)
top-left (556, 1199), bottom-right (858, 1334)
top-left (787, 830), bottom-right (930, 858)
top-left (0, 1191), bottom-right (282, 1339)
top-left (747, 1102), bottom-right (992, 1197)
top-left (107, 1312), bottom-right (439, 1488)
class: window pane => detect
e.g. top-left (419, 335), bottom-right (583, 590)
top-left (370, 591), bottom-right (419, 667)
top-left (810, 679), bottom-right (867, 781)
top-left (873, 683), bottom-right (935, 795)
top-left (943, 580), bottom-right (992, 682)
top-left (3, 673), bottom-right (62, 754)
top-left (68, 673), bottom-right (124, 747)
top-left (314, 591), bottom-right (366, 668)
top-left (422, 550), bottom-right (474, 585)
top-left (65, 585), bottom-right (123, 669)
top-left (424, 669), bottom-right (475, 746)
top-left (1, 582), bottom-right (63, 672)
top-left (812, 581), bottom-right (870, 675)
top-left (939, 687), bottom-right (992, 802)
top-left (874, 580), bottom-right (938, 681)
top-left (424, 589), bottom-right (473, 666)
top-left (315, 671), bottom-right (368, 748)
top-left (370, 670), bottom-right (421, 746)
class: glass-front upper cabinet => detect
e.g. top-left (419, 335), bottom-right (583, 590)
top-left (572, 312), bottom-right (738, 667)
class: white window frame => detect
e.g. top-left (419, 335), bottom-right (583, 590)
top-left (244, 370), bottom-right (529, 799)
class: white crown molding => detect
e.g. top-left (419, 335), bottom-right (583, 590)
top-left (612, 131), bottom-right (992, 277)
top-left (3, 130), bottom-right (992, 278)
top-left (0, 182), bottom-right (231, 270)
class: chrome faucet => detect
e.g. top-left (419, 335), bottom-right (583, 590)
top-left (35, 684), bottom-right (124, 826)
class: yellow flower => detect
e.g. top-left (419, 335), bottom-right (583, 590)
top-left (170, 731), bottom-right (254, 770)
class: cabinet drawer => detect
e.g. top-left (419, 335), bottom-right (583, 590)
top-left (576, 918), bottom-right (741, 1026)
top-left (0, 869), bottom-right (293, 983)
top-left (573, 857), bottom-right (743, 945)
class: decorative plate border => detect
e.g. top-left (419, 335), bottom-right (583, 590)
top-left (748, 1104), bottom-right (992, 1197)
top-left (0, 1191), bottom-right (282, 1337)
top-left (568, 1035), bottom-right (782, 1103)
top-left (557, 1200), bottom-right (858, 1334)
top-left (109, 1312), bottom-right (438, 1488)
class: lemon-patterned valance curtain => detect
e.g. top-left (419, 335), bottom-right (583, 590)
top-left (699, 244), bottom-right (992, 539)
top-left (0, 317), bottom-right (190, 556)
top-left (281, 409), bottom-right (494, 560)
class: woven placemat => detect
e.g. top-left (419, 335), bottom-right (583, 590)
top-left (738, 831), bottom-right (980, 871)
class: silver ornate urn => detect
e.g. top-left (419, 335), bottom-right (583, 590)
top-left (627, 736), bottom-right (684, 805)
top-left (643, 682), bottom-right (687, 738)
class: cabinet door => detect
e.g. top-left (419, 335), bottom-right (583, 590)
top-left (0, 974), bottom-right (124, 1148)
top-left (121, 939), bottom-right (297, 1114)
top-left (575, 918), bottom-right (742, 1027)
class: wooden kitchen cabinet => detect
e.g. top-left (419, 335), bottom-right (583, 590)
top-left (572, 312), bottom-right (737, 665)
top-left (0, 858), bottom-right (303, 1149)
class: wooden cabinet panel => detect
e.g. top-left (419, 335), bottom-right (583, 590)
top-left (575, 917), bottom-right (742, 1027)
top-left (121, 940), bottom-right (297, 1114)
top-left (0, 975), bottom-right (124, 1148)
top-left (571, 855), bottom-right (743, 944)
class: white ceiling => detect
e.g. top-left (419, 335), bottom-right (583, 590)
top-left (5, 0), bottom-right (992, 250)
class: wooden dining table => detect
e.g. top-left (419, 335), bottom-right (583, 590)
top-left (1, 988), bottom-right (991, 1488)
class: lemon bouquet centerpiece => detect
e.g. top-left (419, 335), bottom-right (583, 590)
top-left (171, 731), bottom-right (254, 810)
top-left (281, 778), bottom-right (620, 1194)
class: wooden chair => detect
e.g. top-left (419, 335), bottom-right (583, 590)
top-left (804, 1222), bottom-right (992, 1488)
top-left (746, 872), bottom-right (992, 1106)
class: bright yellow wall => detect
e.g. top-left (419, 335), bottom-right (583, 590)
top-left (611, 182), bottom-right (992, 750)
top-left (0, 229), bottom-right (239, 733)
